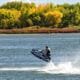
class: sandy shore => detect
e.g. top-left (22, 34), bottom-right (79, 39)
top-left (0, 27), bottom-right (78, 34)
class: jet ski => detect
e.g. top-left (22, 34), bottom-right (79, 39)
top-left (31, 49), bottom-right (51, 62)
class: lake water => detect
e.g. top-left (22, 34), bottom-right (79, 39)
top-left (0, 33), bottom-right (80, 80)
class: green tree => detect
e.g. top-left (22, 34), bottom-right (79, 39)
top-left (0, 2), bottom-right (23, 10)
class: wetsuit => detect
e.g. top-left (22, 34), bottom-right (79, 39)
top-left (46, 49), bottom-right (51, 60)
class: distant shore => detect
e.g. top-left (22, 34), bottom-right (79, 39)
top-left (0, 27), bottom-right (79, 34)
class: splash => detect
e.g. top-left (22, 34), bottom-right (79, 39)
top-left (40, 61), bottom-right (80, 74)
top-left (0, 61), bottom-right (80, 74)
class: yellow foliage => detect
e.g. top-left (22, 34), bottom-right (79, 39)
top-left (37, 4), bottom-right (44, 11)
top-left (45, 11), bottom-right (63, 18)
top-left (52, 11), bottom-right (63, 19)
top-left (28, 7), bottom-right (37, 15)
top-left (0, 9), bottom-right (21, 20)
top-left (45, 10), bottom-right (63, 24)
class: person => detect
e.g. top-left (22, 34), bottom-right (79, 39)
top-left (45, 46), bottom-right (51, 60)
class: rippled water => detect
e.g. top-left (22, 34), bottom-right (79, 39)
top-left (0, 33), bottom-right (80, 80)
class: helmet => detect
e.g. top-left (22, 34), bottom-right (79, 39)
top-left (46, 46), bottom-right (48, 48)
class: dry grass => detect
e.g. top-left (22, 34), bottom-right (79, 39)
top-left (0, 27), bottom-right (78, 34)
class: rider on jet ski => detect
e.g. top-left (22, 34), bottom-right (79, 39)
top-left (44, 46), bottom-right (51, 60)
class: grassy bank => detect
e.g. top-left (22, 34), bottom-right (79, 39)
top-left (0, 27), bottom-right (78, 34)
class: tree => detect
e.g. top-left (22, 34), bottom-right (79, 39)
top-left (0, 2), bottom-right (23, 10)
top-left (0, 9), bottom-right (21, 29)
top-left (44, 11), bottom-right (63, 27)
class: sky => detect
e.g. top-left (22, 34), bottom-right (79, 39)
top-left (0, 0), bottom-right (80, 6)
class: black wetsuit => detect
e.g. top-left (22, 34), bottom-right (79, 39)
top-left (46, 49), bottom-right (51, 60)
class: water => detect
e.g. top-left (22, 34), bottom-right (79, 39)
top-left (0, 33), bottom-right (80, 80)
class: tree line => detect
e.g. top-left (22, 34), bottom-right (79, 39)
top-left (0, 2), bottom-right (80, 29)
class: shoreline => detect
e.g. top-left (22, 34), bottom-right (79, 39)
top-left (0, 27), bottom-right (78, 34)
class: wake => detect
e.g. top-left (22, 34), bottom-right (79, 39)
top-left (0, 61), bottom-right (80, 74)
top-left (41, 61), bottom-right (80, 74)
